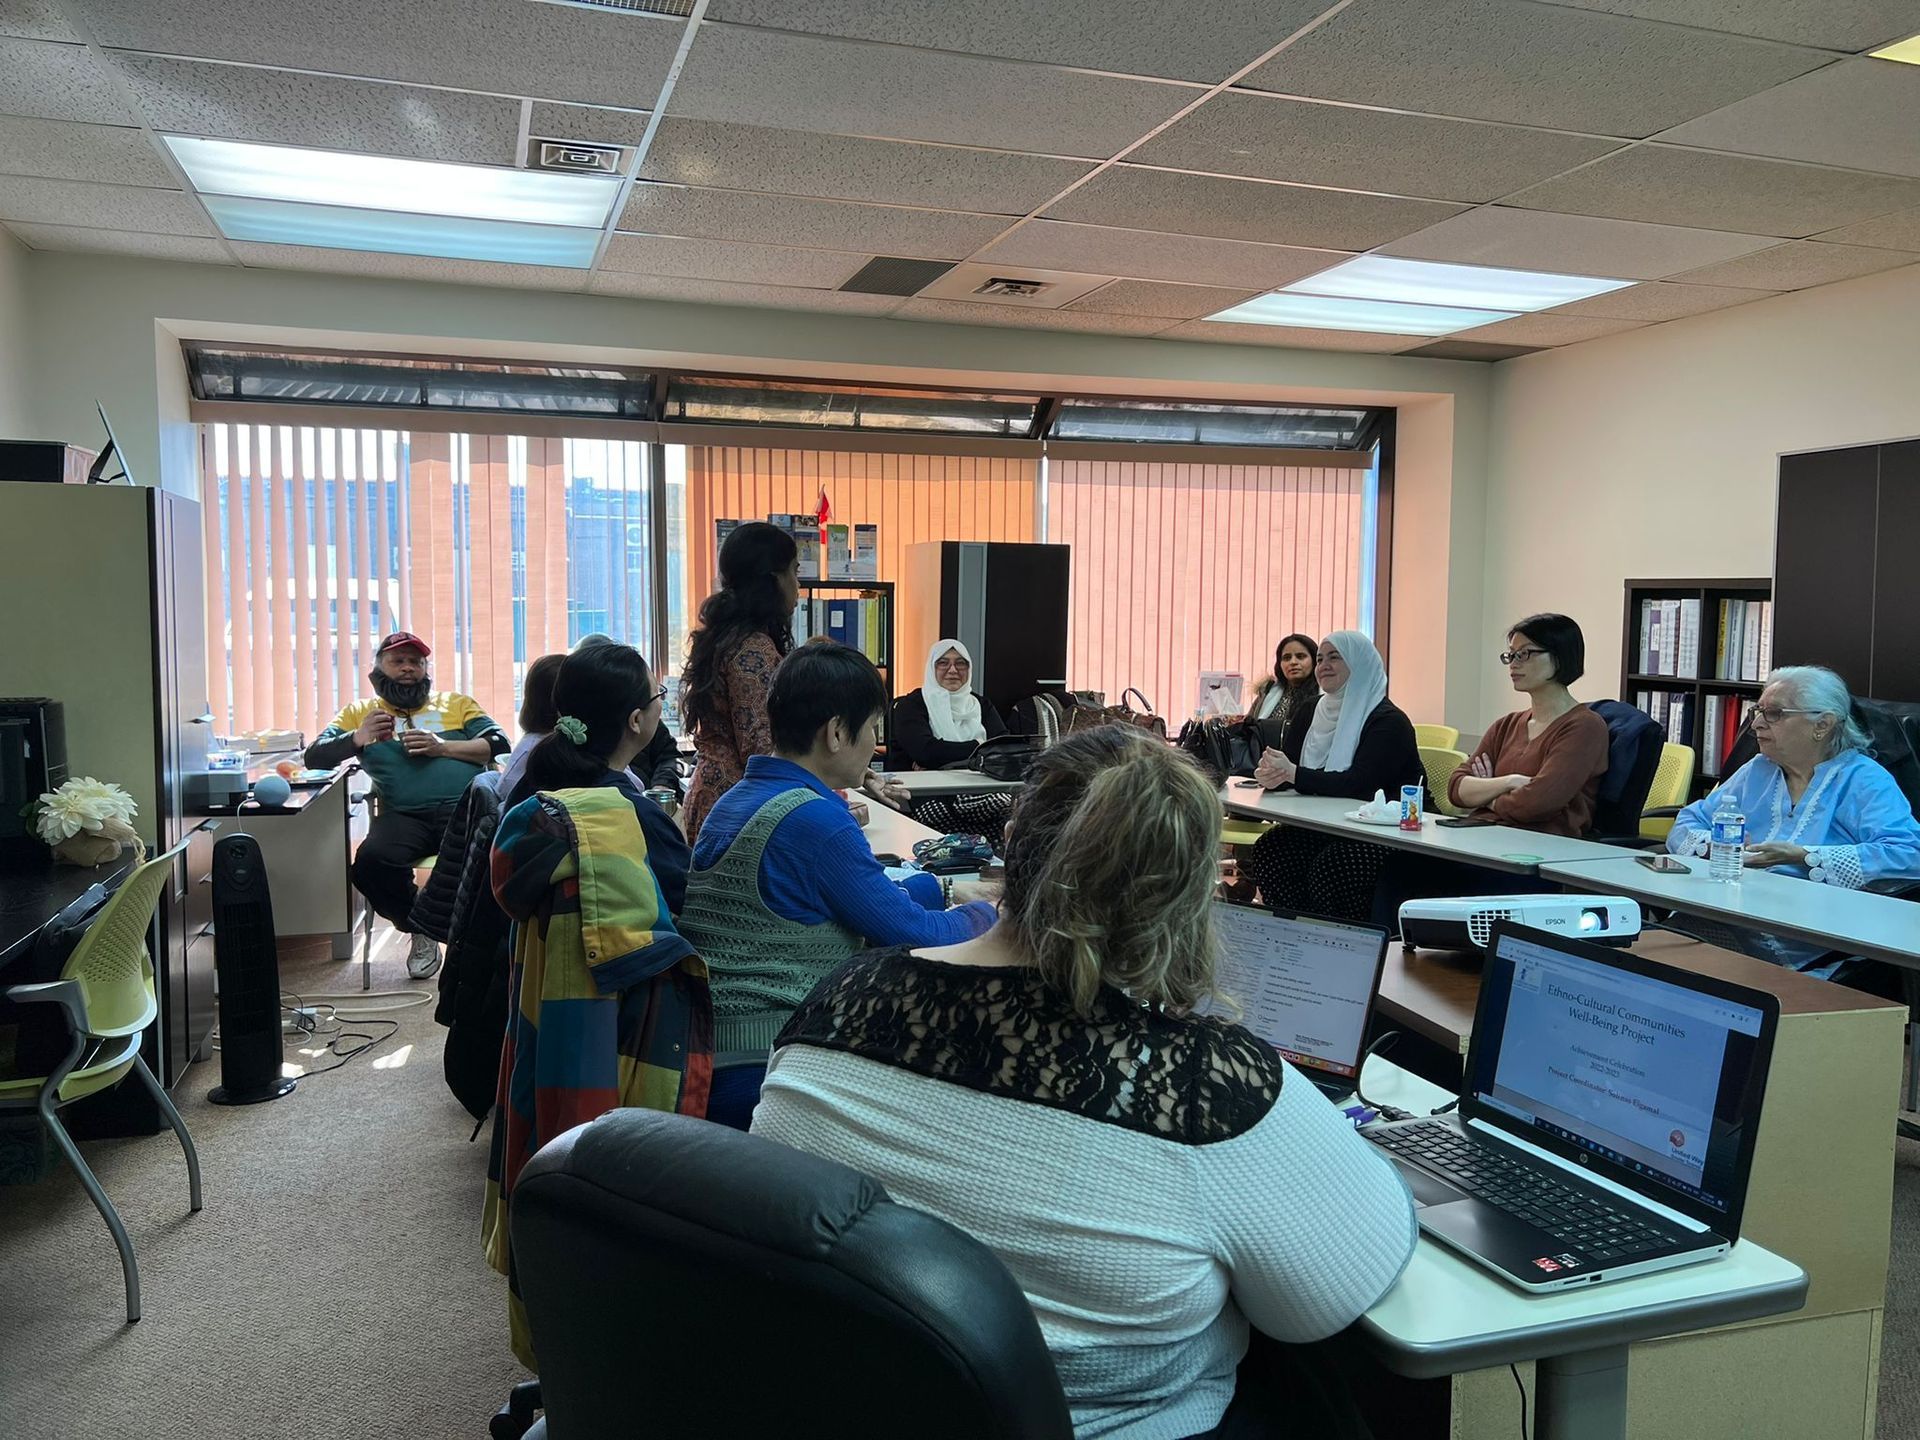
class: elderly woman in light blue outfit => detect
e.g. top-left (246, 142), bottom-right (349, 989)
top-left (1667, 665), bottom-right (1920, 977)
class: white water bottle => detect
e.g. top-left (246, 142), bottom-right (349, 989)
top-left (1708, 796), bottom-right (1746, 883)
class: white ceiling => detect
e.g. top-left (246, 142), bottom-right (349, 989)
top-left (2, 0), bottom-right (1919, 360)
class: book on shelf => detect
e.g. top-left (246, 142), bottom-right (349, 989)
top-left (824, 523), bottom-right (853, 580)
top-left (1678, 598), bottom-right (1700, 679)
top-left (852, 524), bottom-right (878, 580)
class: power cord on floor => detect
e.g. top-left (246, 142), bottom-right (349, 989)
top-left (208, 985), bottom-right (423, 1079)
top-left (1511, 1363), bottom-right (1530, 1438)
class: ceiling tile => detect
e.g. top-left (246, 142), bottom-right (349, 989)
top-left (0, 114), bottom-right (173, 186)
top-left (1239, 0), bottom-right (1829, 137)
top-left (587, 269), bottom-right (903, 314)
top-left (619, 183), bottom-right (1010, 261)
top-left (111, 55), bottom-right (523, 165)
top-left (528, 102), bottom-right (651, 149)
top-left (1402, 338), bottom-right (1543, 360)
top-left (1655, 59), bottom-right (1920, 181)
top-left (1814, 205), bottom-right (1920, 250)
top-left (1449, 312), bottom-right (1648, 344)
top-left (1666, 240), bottom-right (1920, 289)
top-left (1528, 1), bottom-right (1920, 51)
top-left (1063, 278), bottom-right (1262, 319)
top-left (0, 2), bottom-right (79, 42)
top-left (1044, 166), bottom-right (1468, 251)
top-left (0, 36), bottom-right (137, 124)
top-left (703, 0), bottom-right (1334, 84)
top-left (602, 231), bottom-right (866, 288)
top-left (641, 118), bottom-right (1093, 214)
top-left (1381, 206), bottom-right (1777, 279)
top-left (0, 175), bottom-right (212, 235)
top-left (6, 222), bottom-right (231, 262)
top-left (980, 218), bottom-right (1345, 289)
top-left (1546, 280), bottom-right (1774, 320)
top-left (891, 298), bottom-right (1176, 336)
top-left (1503, 143), bottom-right (1920, 238)
top-left (229, 239), bottom-right (589, 289)
top-left (1132, 92), bottom-right (1623, 204)
top-left (1155, 320), bottom-right (1432, 350)
top-left (670, 24), bottom-right (1195, 158)
top-left (72, 0), bottom-right (682, 109)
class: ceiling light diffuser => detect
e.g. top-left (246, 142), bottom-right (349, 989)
top-left (1283, 255), bottom-right (1633, 312)
top-left (165, 136), bottom-right (619, 228)
top-left (203, 195), bottom-right (603, 268)
top-left (1205, 292), bottom-right (1517, 336)
top-left (1869, 32), bottom-right (1920, 64)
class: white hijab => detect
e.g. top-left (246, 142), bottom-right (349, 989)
top-left (1299, 629), bottom-right (1388, 774)
top-left (921, 638), bottom-right (985, 744)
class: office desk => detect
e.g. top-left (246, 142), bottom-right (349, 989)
top-left (1359, 1060), bottom-right (1806, 1440)
top-left (1540, 855), bottom-right (1920, 971)
top-left (1366, 935), bottom-right (1900, 1439)
top-left (0, 854), bottom-right (137, 977)
top-left (1222, 787), bottom-right (1622, 875)
top-left (859, 800), bottom-right (948, 863)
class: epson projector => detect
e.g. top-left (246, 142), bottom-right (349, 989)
top-left (1398, 895), bottom-right (1642, 951)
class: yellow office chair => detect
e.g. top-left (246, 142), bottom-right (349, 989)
top-left (1420, 746), bottom-right (1471, 817)
top-left (0, 841), bottom-right (203, 1323)
top-left (1638, 742), bottom-right (1698, 841)
top-left (1413, 723), bottom-right (1460, 750)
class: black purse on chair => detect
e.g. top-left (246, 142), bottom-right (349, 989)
top-left (964, 734), bottom-right (1046, 783)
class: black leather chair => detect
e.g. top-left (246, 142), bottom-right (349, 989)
top-left (503, 1108), bottom-right (1074, 1440)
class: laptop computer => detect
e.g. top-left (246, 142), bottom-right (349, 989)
top-left (1204, 901), bottom-right (1389, 1101)
top-left (1365, 921), bottom-right (1778, 1293)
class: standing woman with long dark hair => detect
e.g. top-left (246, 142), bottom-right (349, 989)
top-left (680, 522), bottom-right (800, 844)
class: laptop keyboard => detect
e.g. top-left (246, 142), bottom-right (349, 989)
top-left (1368, 1121), bottom-right (1685, 1261)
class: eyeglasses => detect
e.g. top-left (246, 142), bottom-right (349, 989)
top-left (1751, 705), bottom-right (1816, 726)
top-left (638, 687), bottom-right (669, 710)
top-left (1499, 648), bottom-right (1548, 665)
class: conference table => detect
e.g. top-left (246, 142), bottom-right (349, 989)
top-left (1359, 1058), bottom-right (1806, 1440)
top-left (874, 769), bottom-right (1024, 800)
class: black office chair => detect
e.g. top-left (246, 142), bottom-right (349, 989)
top-left (501, 1108), bottom-right (1073, 1440)
top-left (1586, 699), bottom-right (1665, 846)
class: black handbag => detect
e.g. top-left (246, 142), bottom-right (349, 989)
top-left (1176, 716), bottom-right (1261, 783)
top-left (966, 734), bottom-right (1045, 783)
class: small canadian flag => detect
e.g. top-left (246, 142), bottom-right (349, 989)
top-left (815, 486), bottom-right (832, 545)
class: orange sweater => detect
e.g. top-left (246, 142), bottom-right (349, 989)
top-left (1449, 706), bottom-right (1609, 837)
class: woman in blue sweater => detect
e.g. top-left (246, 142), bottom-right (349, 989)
top-left (679, 641), bottom-right (997, 1128)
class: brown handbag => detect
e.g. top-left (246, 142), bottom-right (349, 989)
top-left (1067, 686), bottom-right (1167, 741)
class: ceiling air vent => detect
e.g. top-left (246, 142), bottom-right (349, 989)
top-left (840, 257), bottom-right (956, 298)
top-left (527, 0), bottom-right (696, 15)
top-left (531, 139), bottom-right (625, 175)
top-left (974, 277), bottom-right (1048, 298)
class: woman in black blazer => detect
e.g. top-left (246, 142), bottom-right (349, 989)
top-left (1241, 631), bottom-right (1423, 920)
top-left (891, 639), bottom-right (1012, 838)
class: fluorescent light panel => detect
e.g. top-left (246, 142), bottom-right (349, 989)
top-left (203, 195), bottom-right (603, 268)
top-left (1206, 292), bottom-right (1517, 336)
top-left (1283, 255), bottom-right (1633, 312)
top-left (1870, 32), bottom-right (1920, 64)
top-left (166, 135), bottom-right (619, 228)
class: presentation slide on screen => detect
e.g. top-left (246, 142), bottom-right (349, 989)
top-left (1206, 905), bottom-right (1375, 1073)
top-left (1491, 955), bottom-right (1729, 1185)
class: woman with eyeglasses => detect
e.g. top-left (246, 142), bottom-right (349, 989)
top-left (890, 637), bottom-right (1017, 838)
top-left (1664, 665), bottom-right (1920, 976)
top-left (1448, 613), bottom-right (1609, 836)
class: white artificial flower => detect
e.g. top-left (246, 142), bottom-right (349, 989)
top-left (33, 778), bottom-right (138, 843)
top-left (35, 788), bottom-right (93, 843)
top-left (63, 777), bottom-right (137, 826)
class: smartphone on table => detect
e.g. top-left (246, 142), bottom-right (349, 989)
top-left (1636, 854), bottom-right (1691, 873)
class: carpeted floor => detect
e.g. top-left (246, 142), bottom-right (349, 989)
top-left (0, 926), bottom-right (526, 1440)
top-left (5, 924), bottom-right (1920, 1439)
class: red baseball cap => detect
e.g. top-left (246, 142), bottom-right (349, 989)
top-left (376, 631), bottom-right (432, 658)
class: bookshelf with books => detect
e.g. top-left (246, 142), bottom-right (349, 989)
top-left (793, 578), bottom-right (896, 741)
top-left (1621, 578), bottom-right (1772, 796)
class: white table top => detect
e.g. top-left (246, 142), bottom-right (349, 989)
top-left (1223, 787), bottom-right (1626, 875)
top-left (876, 770), bottom-right (1025, 796)
top-left (1356, 1060), bottom-right (1808, 1377)
top-left (858, 798), bottom-right (948, 864)
top-left (1540, 855), bottom-right (1920, 970)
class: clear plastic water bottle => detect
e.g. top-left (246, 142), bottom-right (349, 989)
top-left (1708, 796), bottom-right (1746, 883)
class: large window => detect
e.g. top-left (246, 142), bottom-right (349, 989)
top-left (202, 423), bottom-right (654, 737)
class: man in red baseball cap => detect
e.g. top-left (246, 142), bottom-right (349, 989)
top-left (304, 631), bottom-right (509, 977)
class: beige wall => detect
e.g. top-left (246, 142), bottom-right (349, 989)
top-left (1481, 260), bottom-right (1920, 732)
top-left (16, 250), bottom-right (1495, 721)
top-left (0, 230), bottom-right (31, 438)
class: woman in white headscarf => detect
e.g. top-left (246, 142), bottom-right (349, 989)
top-left (891, 639), bottom-right (1009, 770)
top-left (1241, 631), bottom-right (1424, 920)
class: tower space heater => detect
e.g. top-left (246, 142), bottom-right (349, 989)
top-left (207, 833), bottom-right (296, 1105)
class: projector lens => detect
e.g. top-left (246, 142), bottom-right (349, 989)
top-left (1579, 909), bottom-right (1605, 932)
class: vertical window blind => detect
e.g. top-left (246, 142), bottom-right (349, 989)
top-left (202, 423), bottom-right (654, 738)
top-left (1045, 458), bottom-right (1372, 720)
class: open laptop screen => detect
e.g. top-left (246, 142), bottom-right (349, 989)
top-left (1470, 927), bottom-right (1773, 1220)
top-left (1204, 903), bottom-right (1386, 1080)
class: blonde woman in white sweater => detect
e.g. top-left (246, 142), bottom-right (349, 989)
top-left (754, 725), bottom-right (1415, 1440)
